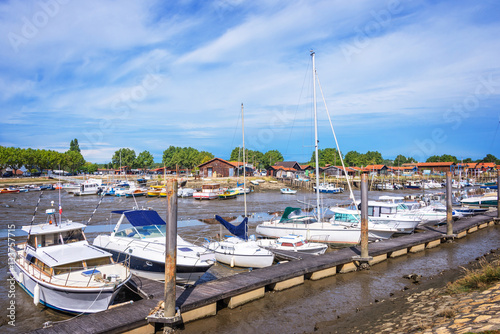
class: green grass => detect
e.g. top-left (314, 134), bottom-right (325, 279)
top-left (446, 255), bottom-right (500, 294)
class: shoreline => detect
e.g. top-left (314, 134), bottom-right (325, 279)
top-left (313, 249), bottom-right (500, 334)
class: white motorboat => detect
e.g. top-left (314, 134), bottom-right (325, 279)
top-left (256, 207), bottom-right (361, 245)
top-left (280, 188), bottom-right (297, 194)
top-left (193, 183), bottom-right (223, 200)
top-left (356, 201), bottom-right (421, 233)
top-left (9, 209), bottom-right (131, 314)
top-left (460, 192), bottom-right (498, 207)
top-left (178, 188), bottom-right (195, 197)
top-left (257, 234), bottom-right (328, 255)
top-left (376, 182), bottom-right (394, 190)
top-left (207, 216), bottom-right (274, 268)
top-left (73, 179), bottom-right (103, 196)
top-left (329, 207), bottom-right (398, 240)
top-left (314, 183), bottom-right (344, 193)
top-left (93, 208), bottom-right (215, 284)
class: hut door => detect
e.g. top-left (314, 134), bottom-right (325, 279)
top-left (207, 168), bottom-right (213, 177)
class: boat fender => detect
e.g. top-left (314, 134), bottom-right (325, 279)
top-left (34, 283), bottom-right (40, 305)
top-left (19, 272), bottom-right (24, 284)
top-left (230, 256), bottom-right (235, 268)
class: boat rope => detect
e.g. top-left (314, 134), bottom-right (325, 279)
top-left (27, 190), bottom-right (44, 237)
top-left (316, 73), bottom-right (357, 206)
top-left (42, 284), bottom-right (106, 328)
top-left (86, 193), bottom-right (105, 227)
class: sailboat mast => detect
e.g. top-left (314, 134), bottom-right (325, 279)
top-left (242, 103), bottom-right (247, 218)
top-left (311, 50), bottom-right (321, 222)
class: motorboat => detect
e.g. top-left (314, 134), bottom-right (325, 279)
top-left (376, 182), bottom-right (394, 190)
top-left (9, 209), bottom-right (131, 313)
top-left (404, 180), bottom-right (422, 189)
top-left (256, 207), bottom-right (361, 245)
top-left (280, 188), bottom-right (297, 194)
top-left (92, 208), bottom-right (215, 284)
top-left (461, 192), bottom-right (498, 207)
top-left (193, 183), bottom-right (223, 200)
top-left (1, 187), bottom-right (20, 193)
top-left (73, 179), bottom-right (103, 196)
top-left (355, 201), bottom-right (421, 233)
top-left (314, 183), bottom-right (344, 193)
top-left (257, 234), bottom-right (328, 255)
top-left (218, 189), bottom-right (239, 200)
top-left (178, 188), bottom-right (195, 198)
top-left (206, 216), bottom-right (274, 268)
top-left (329, 207), bottom-right (398, 240)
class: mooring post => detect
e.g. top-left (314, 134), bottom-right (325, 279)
top-left (445, 171), bottom-right (454, 237)
top-left (360, 173), bottom-right (369, 259)
top-left (497, 170), bottom-right (500, 221)
top-left (165, 178), bottom-right (178, 319)
top-left (352, 173), bottom-right (372, 266)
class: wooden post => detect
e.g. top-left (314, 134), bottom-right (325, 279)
top-left (446, 171), bottom-right (454, 236)
top-left (164, 179), bottom-right (178, 318)
top-left (497, 170), bottom-right (500, 219)
top-left (360, 173), bottom-right (369, 259)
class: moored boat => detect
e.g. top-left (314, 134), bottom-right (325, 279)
top-left (193, 183), bottom-right (222, 200)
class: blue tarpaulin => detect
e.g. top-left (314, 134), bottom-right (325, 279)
top-left (112, 209), bottom-right (166, 227)
top-left (215, 215), bottom-right (248, 240)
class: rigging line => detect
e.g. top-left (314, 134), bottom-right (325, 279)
top-left (27, 190), bottom-right (44, 239)
top-left (315, 72), bottom-right (357, 206)
top-left (230, 108), bottom-right (242, 152)
top-left (285, 57), bottom-right (312, 158)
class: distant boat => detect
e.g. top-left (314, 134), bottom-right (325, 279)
top-left (73, 179), bottom-right (103, 196)
top-left (218, 189), bottom-right (238, 200)
top-left (0, 187), bottom-right (19, 194)
top-left (193, 183), bottom-right (223, 200)
top-left (257, 234), bottom-right (328, 255)
top-left (280, 188), bottom-right (297, 194)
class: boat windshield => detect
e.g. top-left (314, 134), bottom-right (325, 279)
top-left (115, 224), bottom-right (164, 239)
top-left (334, 212), bottom-right (359, 223)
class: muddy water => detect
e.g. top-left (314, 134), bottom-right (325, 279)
top-left (0, 187), bottom-right (495, 333)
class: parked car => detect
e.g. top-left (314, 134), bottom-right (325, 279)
top-left (2, 171), bottom-right (13, 177)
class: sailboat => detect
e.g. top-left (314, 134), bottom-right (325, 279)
top-left (207, 104), bottom-right (274, 267)
top-left (256, 51), bottom-right (362, 245)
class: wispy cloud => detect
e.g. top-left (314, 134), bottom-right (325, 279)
top-left (0, 0), bottom-right (499, 162)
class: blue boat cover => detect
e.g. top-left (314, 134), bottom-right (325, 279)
top-left (215, 215), bottom-right (248, 240)
top-left (113, 209), bottom-right (166, 227)
top-left (237, 182), bottom-right (244, 187)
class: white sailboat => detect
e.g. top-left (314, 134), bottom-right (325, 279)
top-left (256, 51), bottom-right (361, 245)
top-left (207, 104), bottom-right (274, 268)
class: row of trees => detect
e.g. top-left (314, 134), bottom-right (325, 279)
top-left (0, 139), bottom-right (98, 175)
top-left (426, 154), bottom-right (500, 164)
top-left (229, 147), bottom-right (284, 170)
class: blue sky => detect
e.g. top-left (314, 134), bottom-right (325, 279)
top-left (1, 0), bottom-right (499, 164)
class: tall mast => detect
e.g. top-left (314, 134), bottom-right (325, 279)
top-left (311, 50), bottom-right (321, 222)
top-left (242, 103), bottom-right (247, 218)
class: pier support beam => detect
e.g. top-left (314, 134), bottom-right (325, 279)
top-left (389, 248), bottom-right (408, 258)
top-left (308, 266), bottom-right (337, 280)
top-left (445, 172), bottom-right (454, 237)
top-left (352, 173), bottom-right (372, 267)
top-left (408, 244), bottom-right (425, 253)
top-left (425, 239), bottom-right (441, 249)
top-left (269, 276), bottom-right (304, 291)
top-left (225, 288), bottom-right (265, 309)
top-left (181, 303), bottom-right (217, 323)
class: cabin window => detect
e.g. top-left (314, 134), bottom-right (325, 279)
top-left (281, 242), bottom-right (294, 247)
top-left (28, 235), bottom-right (37, 248)
top-left (368, 207), bottom-right (374, 216)
top-left (34, 258), bottom-right (52, 275)
top-left (85, 257), bottom-right (112, 268)
top-left (53, 261), bottom-right (85, 275)
top-left (380, 207), bottom-right (393, 214)
top-left (61, 229), bottom-right (85, 244)
top-left (295, 242), bottom-right (304, 247)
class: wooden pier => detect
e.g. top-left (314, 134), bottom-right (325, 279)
top-left (31, 210), bottom-right (499, 334)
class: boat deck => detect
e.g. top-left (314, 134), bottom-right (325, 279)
top-left (30, 210), bottom-right (499, 333)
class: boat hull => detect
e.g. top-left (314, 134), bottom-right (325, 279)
top-left (10, 261), bottom-right (123, 314)
top-left (256, 223), bottom-right (360, 245)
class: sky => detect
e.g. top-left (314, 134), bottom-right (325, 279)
top-left (0, 0), bottom-right (499, 164)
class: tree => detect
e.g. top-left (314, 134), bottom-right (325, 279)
top-left (65, 150), bottom-right (85, 173)
top-left (198, 151), bottom-right (214, 165)
top-left (135, 151), bottom-right (154, 170)
top-left (481, 154), bottom-right (499, 164)
top-left (69, 139), bottom-right (81, 153)
top-left (112, 148), bottom-right (136, 168)
top-left (81, 162), bottom-right (98, 174)
top-left (345, 151), bottom-right (362, 166)
top-left (426, 154), bottom-right (457, 163)
top-left (262, 150), bottom-right (283, 169)
top-left (310, 148), bottom-right (342, 167)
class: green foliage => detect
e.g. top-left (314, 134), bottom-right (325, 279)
top-left (446, 256), bottom-right (500, 294)
top-left (162, 146), bottom-right (214, 169)
top-left (344, 150), bottom-right (384, 166)
top-left (229, 147), bottom-right (264, 169)
top-left (112, 148), bottom-right (136, 168)
top-left (394, 154), bottom-right (416, 165)
top-left (135, 151), bottom-right (154, 169)
top-left (69, 139), bottom-right (81, 153)
top-left (262, 150), bottom-right (283, 169)
top-left (64, 150), bottom-right (86, 173)
top-left (310, 148), bottom-right (342, 167)
top-left (426, 154), bottom-right (458, 163)
top-left (480, 154), bottom-right (499, 164)
top-left (81, 162), bottom-right (98, 174)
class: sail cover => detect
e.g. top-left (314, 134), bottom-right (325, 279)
top-left (112, 209), bottom-right (166, 227)
top-left (279, 207), bottom-right (301, 223)
top-left (215, 215), bottom-right (248, 240)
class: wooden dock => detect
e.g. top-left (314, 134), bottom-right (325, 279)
top-left (31, 210), bottom-right (499, 334)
